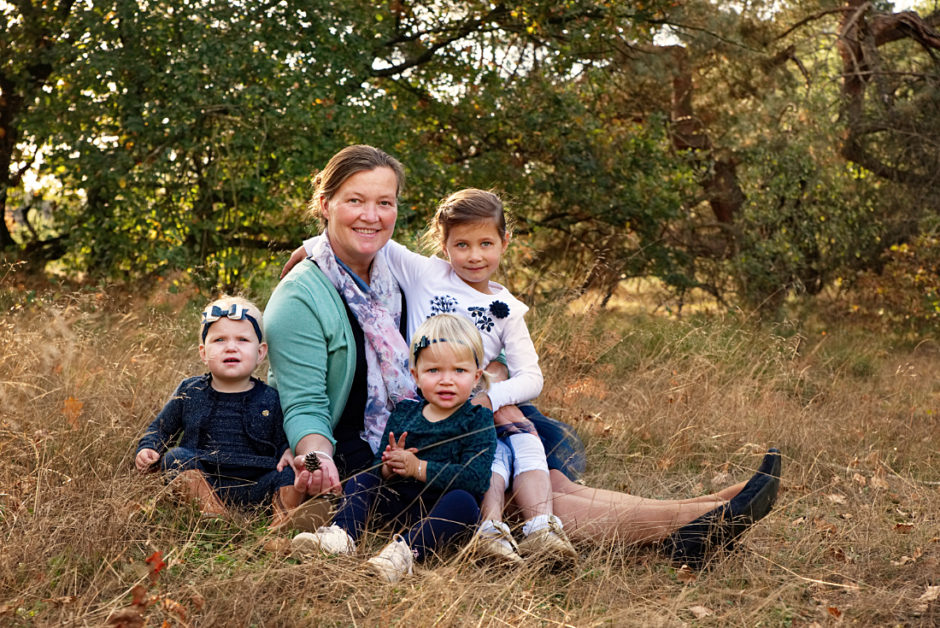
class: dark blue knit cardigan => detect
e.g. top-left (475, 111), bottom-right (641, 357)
top-left (136, 374), bottom-right (288, 469)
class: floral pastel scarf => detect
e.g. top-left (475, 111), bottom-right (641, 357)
top-left (308, 234), bottom-right (417, 453)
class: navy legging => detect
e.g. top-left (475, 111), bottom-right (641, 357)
top-left (333, 471), bottom-right (479, 561)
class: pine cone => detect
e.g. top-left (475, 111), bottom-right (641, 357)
top-left (304, 453), bottom-right (321, 472)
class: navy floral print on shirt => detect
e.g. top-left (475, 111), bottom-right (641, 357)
top-left (428, 295), bottom-right (458, 317)
top-left (468, 306), bottom-right (494, 332)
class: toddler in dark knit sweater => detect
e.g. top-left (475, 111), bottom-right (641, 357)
top-left (291, 313), bottom-right (497, 583)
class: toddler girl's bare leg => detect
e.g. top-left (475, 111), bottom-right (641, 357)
top-left (479, 472), bottom-right (506, 522)
top-left (510, 469), bottom-right (553, 520)
top-left (172, 469), bottom-right (228, 517)
top-left (277, 484), bottom-right (305, 510)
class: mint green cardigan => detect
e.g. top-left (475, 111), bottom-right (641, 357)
top-left (264, 259), bottom-right (358, 450)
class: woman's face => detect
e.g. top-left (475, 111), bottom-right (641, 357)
top-left (321, 167), bottom-right (398, 279)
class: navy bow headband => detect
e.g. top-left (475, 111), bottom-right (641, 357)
top-left (201, 303), bottom-right (263, 343)
top-left (413, 335), bottom-right (479, 367)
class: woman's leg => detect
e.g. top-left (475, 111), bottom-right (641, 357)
top-left (549, 470), bottom-right (731, 545)
top-left (549, 449), bottom-right (780, 546)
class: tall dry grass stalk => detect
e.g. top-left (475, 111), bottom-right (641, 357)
top-left (1, 280), bottom-right (937, 626)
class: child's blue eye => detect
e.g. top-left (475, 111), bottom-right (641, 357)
top-left (456, 368), bottom-right (466, 373)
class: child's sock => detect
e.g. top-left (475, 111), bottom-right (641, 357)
top-left (474, 519), bottom-right (522, 562)
top-left (479, 519), bottom-right (504, 536)
top-left (523, 514), bottom-right (558, 537)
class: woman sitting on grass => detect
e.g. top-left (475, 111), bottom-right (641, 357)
top-left (265, 144), bottom-right (780, 570)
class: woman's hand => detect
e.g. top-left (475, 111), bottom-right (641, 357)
top-left (280, 245), bottom-right (308, 279)
top-left (291, 451), bottom-right (342, 496)
top-left (135, 448), bottom-right (160, 472)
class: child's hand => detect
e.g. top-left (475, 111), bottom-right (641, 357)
top-left (381, 431), bottom-right (417, 458)
top-left (135, 448), bottom-right (160, 472)
top-left (276, 447), bottom-right (294, 472)
top-left (484, 360), bottom-right (509, 382)
top-left (384, 450), bottom-right (424, 480)
top-left (280, 245), bottom-right (307, 279)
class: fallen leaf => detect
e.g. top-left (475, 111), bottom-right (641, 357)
top-left (813, 517), bottom-right (837, 535)
top-left (62, 397), bottom-right (84, 429)
top-left (711, 471), bottom-right (733, 487)
top-left (891, 555), bottom-right (914, 566)
top-left (869, 474), bottom-right (889, 490)
top-left (131, 585), bottom-right (149, 608)
top-left (791, 516), bottom-right (806, 526)
top-left (106, 608), bottom-right (144, 628)
top-left (688, 605), bottom-right (713, 619)
top-left (852, 473), bottom-right (867, 487)
top-left (676, 564), bottom-right (697, 584)
top-left (162, 598), bottom-right (186, 620)
top-left (189, 593), bottom-right (205, 611)
top-left (913, 585), bottom-right (940, 616)
top-left (894, 523), bottom-right (914, 534)
top-left (827, 493), bottom-right (846, 505)
top-left (827, 606), bottom-right (842, 619)
top-left (825, 547), bottom-right (847, 562)
top-left (145, 551), bottom-right (166, 584)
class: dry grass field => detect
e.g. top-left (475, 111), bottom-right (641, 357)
top-left (0, 276), bottom-right (937, 627)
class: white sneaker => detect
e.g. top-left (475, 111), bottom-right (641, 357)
top-left (468, 520), bottom-right (523, 564)
top-left (291, 525), bottom-right (355, 557)
top-left (517, 515), bottom-right (577, 563)
top-left (366, 535), bottom-right (414, 583)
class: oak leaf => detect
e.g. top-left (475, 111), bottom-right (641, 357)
top-left (62, 397), bottom-right (84, 429)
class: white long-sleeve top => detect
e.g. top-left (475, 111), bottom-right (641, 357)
top-left (302, 237), bottom-right (543, 411)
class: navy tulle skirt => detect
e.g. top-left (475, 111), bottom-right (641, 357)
top-left (517, 404), bottom-right (586, 481)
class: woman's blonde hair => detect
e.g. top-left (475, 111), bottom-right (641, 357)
top-left (421, 188), bottom-right (510, 254)
top-left (410, 314), bottom-right (490, 391)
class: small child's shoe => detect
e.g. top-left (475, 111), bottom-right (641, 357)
top-left (466, 520), bottom-right (523, 564)
top-left (367, 535), bottom-right (414, 583)
top-left (291, 525), bottom-right (356, 557)
top-left (517, 515), bottom-right (578, 564)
